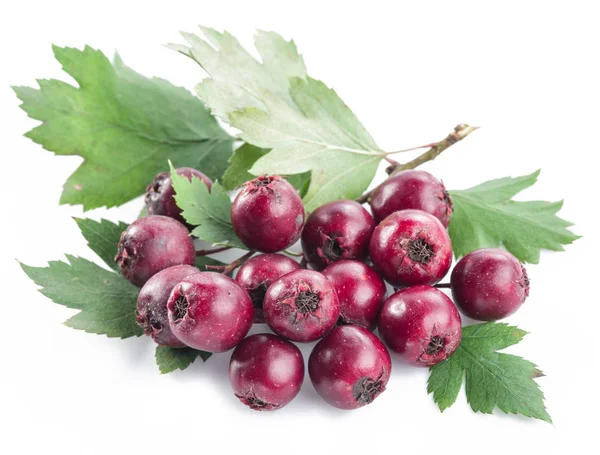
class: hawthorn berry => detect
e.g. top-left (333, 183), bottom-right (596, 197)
top-left (167, 272), bottom-right (253, 352)
top-left (145, 167), bottom-right (212, 228)
top-left (369, 209), bottom-right (452, 287)
top-left (263, 269), bottom-right (340, 342)
top-left (451, 248), bottom-right (530, 321)
top-left (309, 325), bottom-right (392, 410)
top-left (136, 264), bottom-right (200, 348)
top-left (115, 215), bottom-right (195, 287)
top-left (235, 253), bottom-right (301, 323)
top-left (301, 199), bottom-right (375, 270)
top-left (378, 285), bottom-right (462, 366)
top-left (229, 334), bottom-right (304, 411)
top-left (322, 260), bottom-right (386, 330)
top-left (369, 170), bottom-right (453, 226)
top-left (231, 176), bottom-right (305, 253)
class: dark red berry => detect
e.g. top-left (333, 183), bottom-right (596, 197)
top-left (229, 334), bottom-right (304, 411)
top-left (115, 216), bottom-right (196, 287)
top-left (309, 325), bottom-right (391, 410)
top-left (235, 254), bottom-right (301, 323)
top-left (378, 285), bottom-right (462, 366)
top-left (322, 260), bottom-right (386, 331)
top-left (301, 200), bottom-right (375, 270)
top-left (451, 248), bottom-right (530, 321)
top-left (369, 209), bottom-right (452, 287)
top-left (369, 170), bottom-right (453, 226)
top-left (167, 272), bottom-right (253, 352)
top-left (136, 265), bottom-right (200, 348)
top-left (263, 269), bottom-right (340, 342)
top-left (231, 176), bottom-right (305, 253)
top-left (145, 167), bottom-right (212, 228)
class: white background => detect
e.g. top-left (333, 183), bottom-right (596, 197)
top-left (1, 1), bottom-right (598, 454)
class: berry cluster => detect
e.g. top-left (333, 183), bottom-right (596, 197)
top-left (117, 167), bottom-right (530, 411)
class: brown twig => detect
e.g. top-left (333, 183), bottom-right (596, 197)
top-left (206, 250), bottom-right (256, 275)
top-left (356, 124), bottom-right (479, 204)
top-left (195, 246), bottom-right (232, 256)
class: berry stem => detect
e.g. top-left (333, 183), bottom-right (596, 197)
top-left (434, 283), bottom-right (451, 289)
top-left (283, 250), bottom-right (304, 257)
top-left (195, 246), bottom-right (232, 256)
top-left (206, 251), bottom-right (256, 275)
top-left (356, 124), bottom-right (479, 204)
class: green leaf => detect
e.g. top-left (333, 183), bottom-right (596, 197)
top-left (427, 323), bottom-right (551, 423)
top-left (21, 254), bottom-right (141, 338)
top-left (195, 256), bottom-right (226, 269)
top-left (449, 170), bottom-right (580, 263)
top-left (222, 143), bottom-right (311, 197)
top-left (73, 217), bottom-right (127, 271)
top-left (155, 346), bottom-right (212, 374)
top-left (169, 162), bottom-right (245, 248)
top-left (14, 45), bottom-right (234, 210)
top-left (170, 28), bottom-right (383, 211)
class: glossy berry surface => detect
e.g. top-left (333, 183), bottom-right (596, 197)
top-left (301, 199), bottom-right (375, 270)
top-left (451, 248), bottom-right (530, 321)
top-left (322, 260), bottom-right (386, 330)
top-left (115, 216), bottom-right (196, 287)
top-left (145, 167), bottom-right (212, 228)
top-left (235, 254), bottom-right (301, 323)
top-left (309, 325), bottom-right (391, 410)
top-left (378, 285), bottom-right (462, 366)
top-left (136, 265), bottom-right (200, 348)
top-left (229, 334), bottom-right (304, 411)
top-left (369, 209), bottom-right (452, 287)
top-left (231, 176), bottom-right (305, 253)
top-left (369, 170), bottom-right (453, 226)
top-left (167, 272), bottom-right (253, 352)
top-left (263, 269), bottom-right (340, 342)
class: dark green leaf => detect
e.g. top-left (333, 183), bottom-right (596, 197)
top-left (155, 346), bottom-right (212, 374)
top-left (170, 163), bottom-right (245, 249)
top-left (427, 323), bottom-right (551, 423)
top-left (73, 217), bottom-right (127, 271)
top-left (14, 45), bottom-right (234, 210)
top-left (449, 170), bottom-right (580, 263)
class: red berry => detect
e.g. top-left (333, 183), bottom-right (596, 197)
top-left (263, 269), bottom-right (340, 342)
top-left (322, 260), bottom-right (386, 330)
top-left (369, 170), bottom-right (453, 226)
top-left (115, 216), bottom-right (196, 287)
top-left (378, 285), bottom-right (462, 366)
top-left (231, 176), bottom-right (305, 253)
top-left (301, 200), bottom-right (375, 269)
top-left (369, 209), bottom-right (452, 287)
top-left (451, 248), bottom-right (530, 321)
top-left (229, 334), bottom-right (304, 411)
top-left (136, 265), bottom-right (200, 348)
top-left (167, 272), bottom-right (253, 352)
top-left (235, 253), bottom-right (301, 323)
top-left (308, 325), bottom-right (391, 410)
top-left (145, 167), bottom-right (212, 228)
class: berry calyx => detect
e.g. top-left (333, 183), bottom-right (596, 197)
top-left (136, 264), bottom-right (200, 347)
top-left (369, 169), bottom-right (453, 226)
top-left (369, 209), bottom-right (452, 287)
top-left (229, 334), bottom-right (304, 411)
top-left (263, 269), bottom-right (340, 342)
top-left (115, 215), bottom-right (196, 287)
top-left (451, 248), bottom-right (530, 321)
top-left (322, 260), bottom-right (387, 330)
top-left (377, 285), bottom-right (462, 367)
top-left (235, 253), bottom-right (301, 323)
top-left (308, 325), bottom-right (392, 409)
top-left (167, 272), bottom-right (253, 352)
top-left (231, 175), bottom-right (305, 253)
top-left (301, 199), bottom-right (375, 269)
top-left (145, 167), bottom-right (212, 228)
